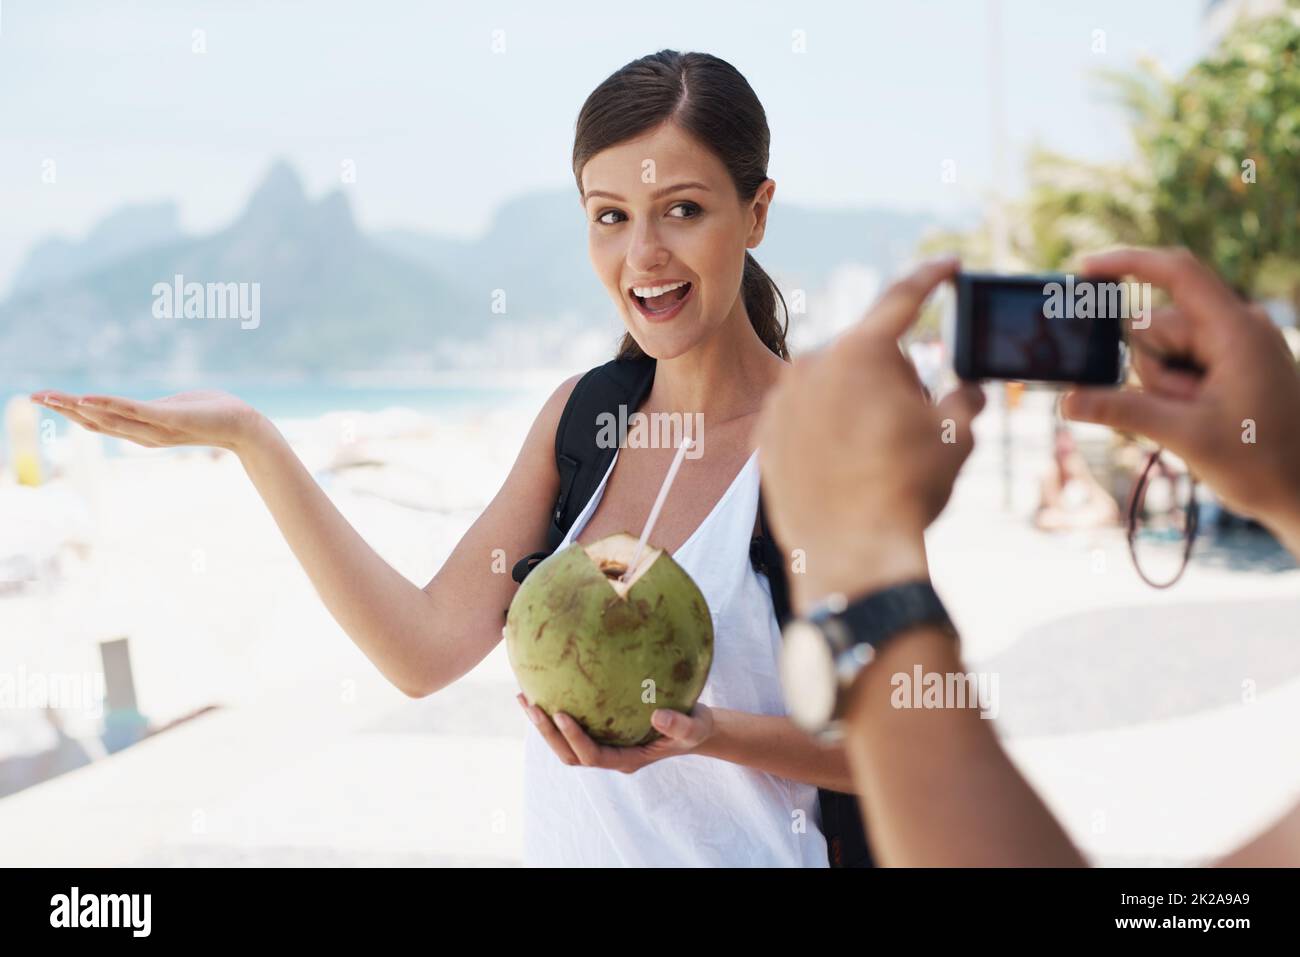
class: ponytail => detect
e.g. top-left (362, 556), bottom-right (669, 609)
top-left (739, 252), bottom-right (790, 360)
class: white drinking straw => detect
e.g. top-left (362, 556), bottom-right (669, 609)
top-left (622, 436), bottom-right (694, 582)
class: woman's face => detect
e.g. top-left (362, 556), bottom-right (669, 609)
top-left (580, 121), bottom-right (774, 359)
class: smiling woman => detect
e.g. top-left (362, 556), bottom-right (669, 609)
top-left (500, 49), bottom-right (875, 868)
top-left (573, 51), bottom-right (790, 363)
top-left (29, 48), bottom-right (867, 870)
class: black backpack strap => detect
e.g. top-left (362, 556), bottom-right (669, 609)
top-left (511, 356), bottom-right (656, 583)
top-left (752, 488), bottom-right (876, 869)
top-left (751, 492), bottom-right (793, 628)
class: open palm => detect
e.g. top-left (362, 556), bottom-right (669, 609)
top-left (29, 389), bottom-right (259, 452)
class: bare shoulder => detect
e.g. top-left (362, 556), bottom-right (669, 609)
top-left (537, 373), bottom-right (583, 432)
top-left (419, 371), bottom-right (584, 602)
top-left (504, 372), bottom-right (584, 491)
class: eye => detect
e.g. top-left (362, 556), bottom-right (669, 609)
top-left (595, 209), bottom-right (626, 225)
top-left (668, 202), bottom-right (701, 219)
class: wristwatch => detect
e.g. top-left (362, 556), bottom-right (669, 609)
top-left (779, 580), bottom-right (956, 738)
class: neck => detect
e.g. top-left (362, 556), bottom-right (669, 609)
top-left (644, 293), bottom-right (787, 423)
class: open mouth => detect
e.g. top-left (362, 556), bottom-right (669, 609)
top-left (629, 280), bottom-right (693, 321)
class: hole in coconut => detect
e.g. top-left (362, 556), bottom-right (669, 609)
top-left (599, 561), bottom-right (628, 580)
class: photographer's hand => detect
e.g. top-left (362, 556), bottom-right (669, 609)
top-left (757, 258), bottom-right (1084, 866)
top-left (1063, 247), bottom-right (1300, 557)
top-left (756, 257), bottom-right (985, 614)
top-left (1063, 249), bottom-right (1300, 868)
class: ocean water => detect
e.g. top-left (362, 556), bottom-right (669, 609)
top-left (2, 379), bottom-right (534, 452)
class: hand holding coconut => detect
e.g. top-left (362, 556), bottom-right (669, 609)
top-left (517, 692), bottom-right (715, 772)
top-left (506, 437), bottom-right (717, 763)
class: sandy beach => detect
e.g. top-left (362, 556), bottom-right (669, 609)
top-left (1, 386), bottom-right (1297, 866)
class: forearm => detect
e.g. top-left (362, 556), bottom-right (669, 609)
top-left (235, 414), bottom-right (446, 696)
top-left (842, 626), bottom-right (1086, 866)
top-left (697, 709), bottom-right (855, 793)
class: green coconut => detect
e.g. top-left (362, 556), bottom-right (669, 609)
top-left (505, 532), bottom-right (713, 747)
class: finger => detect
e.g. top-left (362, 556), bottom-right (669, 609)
top-left (79, 394), bottom-right (162, 425)
top-left (1131, 305), bottom-right (1195, 360)
top-left (36, 399), bottom-right (134, 439)
top-left (43, 404), bottom-right (108, 434)
top-left (650, 707), bottom-right (709, 747)
top-left (935, 382), bottom-right (982, 455)
top-left (532, 711), bottom-right (581, 765)
top-left (1061, 387), bottom-right (1191, 447)
top-left (30, 390), bottom-right (82, 409)
top-left (1130, 343), bottom-right (1202, 401)
top-left (74, 405), bottom-right (169, 447)
top-left (32, 397), bottom-right (89, 423)
top-left (935, 382), bottom-right (985, 434)
top-left (516, 696), bottom-right (579, 766)
top-left (553, 712), bottom-right (605, 767)
top-left (848, 257), bottom-right (959, 345)
top-left (1081, 247), bottom-right (1242, 330)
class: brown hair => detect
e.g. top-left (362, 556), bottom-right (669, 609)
top-left (572, 50), bottom-right (789, 361)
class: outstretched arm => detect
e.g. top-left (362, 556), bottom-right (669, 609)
top-left (33, 377), bottom-right (579, 697)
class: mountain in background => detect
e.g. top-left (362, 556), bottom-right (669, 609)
top-left (0, 161), bottom-right (949, 381)
top-left (11, 201), bottom-right (184, 297)
top-left (375, 192), bottom-right (940, 323)
top-left (0, 161), bottom-right (478, 381)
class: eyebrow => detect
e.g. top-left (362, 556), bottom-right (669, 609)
top-left (583, 181), bottom-right (711, 203)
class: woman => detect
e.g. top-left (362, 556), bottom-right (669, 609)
top-left (1033, 425), bottom-right (1120, 532)
top-left (32, 50), bottom-right (855, 866)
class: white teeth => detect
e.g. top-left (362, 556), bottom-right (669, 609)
top-left (631, 280), bottom-right (688, 298)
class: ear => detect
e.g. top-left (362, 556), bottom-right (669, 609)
top-left (746, 179), bottom-right (776, 250)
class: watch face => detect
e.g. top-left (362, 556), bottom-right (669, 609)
top-left (779, 620), bottom-right (838, 733)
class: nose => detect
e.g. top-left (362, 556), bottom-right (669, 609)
top-left (625, 218), bottom-right (669, 275)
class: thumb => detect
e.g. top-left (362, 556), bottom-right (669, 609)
top-left (651, 707), bottom-right (703, 743)
top-left (1062, 388), bottom-right (1188, 446)
top-left (843, 257), bottom-right (959, 348)
top-left (934, 383), bottom-right (986, 456)
top-left (650, 708), bottom-right (682, 736)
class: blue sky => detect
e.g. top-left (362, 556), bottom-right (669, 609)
top-left (0, 0), bottom-right (1208, 293)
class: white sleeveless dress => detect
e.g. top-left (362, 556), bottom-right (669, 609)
top-left (522, 446), bottom-right (829, 867)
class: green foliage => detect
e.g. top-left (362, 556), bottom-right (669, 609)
top-left (1136, 3), bottom-right (1300, 295)
top-left (933, 1), bottom-right (1300, 303)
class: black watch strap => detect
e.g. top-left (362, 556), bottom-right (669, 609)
top-left (819, 580), bottom-right (954, 654)
top-left (781, 579), bottom-right (957, 736)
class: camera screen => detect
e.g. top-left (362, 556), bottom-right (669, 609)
top-left (958, 275), bottom-right (1123, 384)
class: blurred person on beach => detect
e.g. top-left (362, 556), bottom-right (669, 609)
top-left (1033, 424), bottom-right (1119, 532)
top-left (31, 51), bottom-right (860, 867)
top-left (758, 246), bottom-right (1300, 865)
top-left (4, 395), bottom-right (44, 487)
